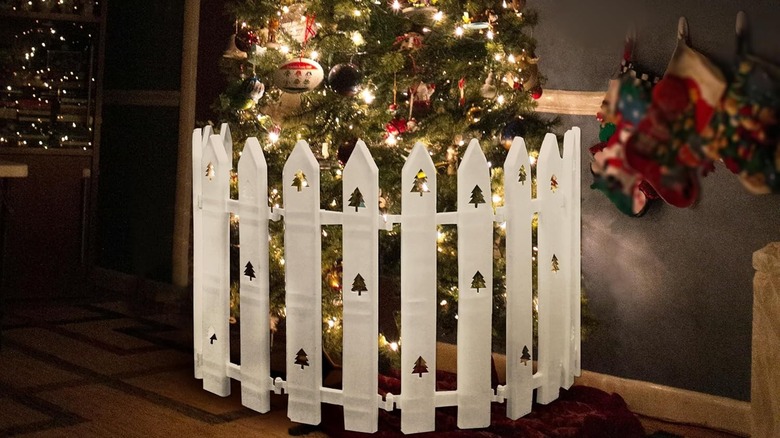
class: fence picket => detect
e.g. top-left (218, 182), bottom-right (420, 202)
top-left (503, 136), bottom-right (534, 419)
top-left (283, 140), bottom-right (322, 425)
top-left (341, 140), bottom-right (380, 433)
top-left (192, 128), bottom-right (204, 379)
top-left (400, 143), bottom-right (437, 434)
top-left (238, 137), bottom-right (271, 412)
top-left (200, 134), bottom-right (231, 396)
top-left (566, 128), bottom-right (582, 377)
top-left (535, 133), bottom-right (566, 404)
top-left (456, 140), bottom-right (493, 428)
top-left (560, 128), bottom-right (581, 388)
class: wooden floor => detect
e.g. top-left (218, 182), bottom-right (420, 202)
top-left (0, 299), bottom-right (315, 437)
top-left (0, 297), bottom-right (745, 437)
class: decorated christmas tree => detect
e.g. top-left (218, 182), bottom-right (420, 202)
top-left (212, 0), bottom-right (575, 366)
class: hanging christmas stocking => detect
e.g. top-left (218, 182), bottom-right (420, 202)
top-left (625, 17), bottom-right (726, 207)
top-left (590, 28), bottom-right (659, 216)
top-left (707, 11), bottom-right (780, 194)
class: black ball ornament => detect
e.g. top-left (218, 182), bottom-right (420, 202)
top-left (501, 117), bottom-right (527, 150)
top-left (327, 63), bottom-right (363, 97)
top-left (337, 138), bottom-right (359, 165)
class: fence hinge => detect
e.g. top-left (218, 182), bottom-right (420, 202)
top-left (493, 384), bottom-right (507, 403)
top-left (271, 377), bottom-right (287, 395)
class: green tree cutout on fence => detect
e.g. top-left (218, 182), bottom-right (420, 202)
top-left (412, 356), bottom-right (429, 378)
top-left (244, 261), bottom-right (256, 281)
top-left (351, 273), bottom-right (367, 297)
top-left (471, 271), bottom-right (486, 293)
top-left (411, 169), bottom-right (430, 197)
top-left (519, 165), bottom-right (527, 185)
top-left (469, 185), bottom-right (486, 208)
top-left (348, 187), bottom-right (365, 212)
top-left (294, 348), bottom-right (309, 369)
top-left (521, 345), bottom-right (531, 366)
top-left (292, 170), bottom-right (308, 192)
top-left (206, 162), bottom-right (215, 181)
top-left (551, 254), bottom-right (560, 272)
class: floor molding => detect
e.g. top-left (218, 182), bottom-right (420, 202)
top-left (575, 370), bottom-right (751, 437)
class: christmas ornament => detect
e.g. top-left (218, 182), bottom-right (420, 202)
top-left (235, 27), bottom-right (259, 53)
top-left (410, 81), bottom-right (435, 115)
top-left (500, 117), bottom-right (526, 149)
top-left (337, 139), bottom-right (358, 165)
top-left (519, 54), bottom-right (541, 95)
top-left (327, 63), bottom-right (362, 97)
top-left (531, 85), bottom-right (543, 100)
top-left (232, 76), bottom-right (265, 110)
top-left (466, 105), bottom-right (483, 124)
top-left (242, 76), bottom-right (265, 107)
top-left (385, 117), bottom-right (408, 136)
top-left (223, 34), bottom-right (248, 60)
top-left (273, 58), bottom-right (324, 93)
top-left (396, 32), bottom-right (423, 51)
top-left (480, 72), bottom-right (497, 99)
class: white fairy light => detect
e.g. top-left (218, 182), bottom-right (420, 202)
top-left (455, 26), bottom-right (464, 37)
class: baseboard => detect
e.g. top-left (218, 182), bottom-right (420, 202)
top-left (575, 370), bottom-right (751, 437)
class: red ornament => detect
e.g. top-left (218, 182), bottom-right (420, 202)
top-left (531, 85), bottom-right (543, 100)
top-left (385, 117), bottom-right (408, 135)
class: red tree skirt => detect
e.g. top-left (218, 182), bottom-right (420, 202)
top-left (319, 371), bottom-right (645, 437)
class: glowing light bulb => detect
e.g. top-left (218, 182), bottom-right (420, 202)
top-left (310, 50), bottom-right (319, 59)
top-left (455, 26), bottom-right (464, 37)
top-left (391, 0), bottom-right (400, 10)
top-left (508, 54), bottom-right (516, 63)
top-left (360, 89), bottom-right (375, 104)
top-left (280, 45), bottom-right (290, 54)
top-left (268, 131), bottom-right (280, 143)
top-left (487, 29), bottom-right (494, 40)
top-left (389, 342), bottom-right (399, 351)
top-left (433, 11), bottom-right (443, 21)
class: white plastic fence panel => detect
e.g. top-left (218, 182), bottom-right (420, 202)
top-left (561, 127), bottom-right (581, 388)
top-left (456, 139), bottom-right (493, 429)
top-left (400, 142), bottom-right (437, 434)
top-left (200, 134), bottom-right (231, 396)
top-left (535, 133), bottom-right (567, 404)
top-left (238, 137), bottom-right (272, 413)
top-left (341, 140), bottom-right (380, 433)
top-left (503, 136), bottom-right (534, 419)
top-left (283, 140), bottom-right (322, 425)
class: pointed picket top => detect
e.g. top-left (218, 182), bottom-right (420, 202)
top-left (537, 133), bottom-right (563, 197)
top-left (219, 122), bottom-right (233, 160)
top-left (201, 124), bottom-right (214, 146)
top-left (504, 136), bottom-right (532, 199)
top-left (203, 134), bottom-right (230, 193)
top-left (403, 142), bottom-right (436, 201)
top-left (344, 139), bottom-right (379, 175)
top-left (238, 137), bottom-right (267, 203)
top-left (458, 138), bottom-right (491, 211)
top-left (343, 139), bottom-right (378, 217)
top-left (283, 140), bottom-right (320, 208)
top-left (562, 127), bottom-right (581, 165)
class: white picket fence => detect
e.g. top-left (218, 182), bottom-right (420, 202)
top-left (192, 124), bottom-right (582, 434)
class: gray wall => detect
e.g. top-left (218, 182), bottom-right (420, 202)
top-left (533, 0), bottom-right (780, 401)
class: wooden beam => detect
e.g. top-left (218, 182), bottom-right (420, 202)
top-left (534, 89), bottom-right (604, 116)
top-left (171, 0), bottom-right (201, 290)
